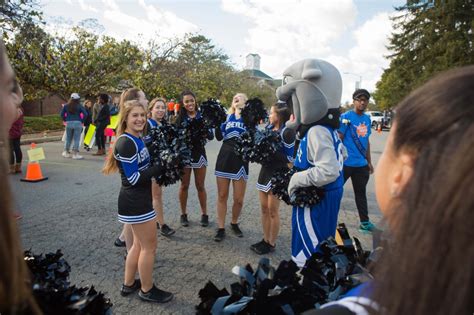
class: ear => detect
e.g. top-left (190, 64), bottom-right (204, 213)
top-left (391, 153), bottom-right (414, 197)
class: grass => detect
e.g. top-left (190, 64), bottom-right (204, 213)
top-left (23, 115), bottom-right (64, 134)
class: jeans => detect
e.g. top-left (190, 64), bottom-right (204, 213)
top-left (343, 165), bottom-right (370, 222)
top-left (9, 138), bottom-right (22, 164)
top-left (64, 120), bottom-right (83, 152)
top-left (95, 123), bottom-right (107, 150)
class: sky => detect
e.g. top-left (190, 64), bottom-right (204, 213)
top-left (39, 0), bottom-right (405, 103)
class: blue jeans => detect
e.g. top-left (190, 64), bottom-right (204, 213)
top-left (64, 120), bottom-right (83, 152)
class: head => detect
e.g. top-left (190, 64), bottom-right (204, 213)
top-left (269, 102), bottom-right (291, 128)
top-left (0, 40), bottom-right (40, 314)
top-left (179, 90), bottom-right (197, 115)
top-left (84, 100), bottom-right (93, 109)
top-left (119, 88), bottom-right (148, 111)
top-left (68, 93), bottom-right (80, 113)
top-left (148, 97), bottom-right (167, 121)
top-left (373, 66), bottom-right (474, 315)
top-left (98, 93), bottom-right (109, 105)
top-left (352, 89), bottom-right (370, 114)
top-left (229, 93), bottom-right (248, 114)
top-left (103, 100), bottom-right (147, 175)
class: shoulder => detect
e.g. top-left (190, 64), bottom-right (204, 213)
top-left (308, 125), bottom-right (333, 137)
top-left (282, 127), bottom-right (296, 143)
top-left (115, 134), bottom-right (138, 156)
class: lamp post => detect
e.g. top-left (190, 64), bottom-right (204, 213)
top-left (343, 72), bottom-right (363, 91)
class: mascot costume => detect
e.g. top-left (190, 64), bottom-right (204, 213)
top-left (276, 59), bottom-right (345, 267)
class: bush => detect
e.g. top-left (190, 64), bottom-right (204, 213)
top-left (23, 115), bottom-right (64, 134)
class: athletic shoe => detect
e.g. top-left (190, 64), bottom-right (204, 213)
top-left (160, 224), bottom-right (176, 237)
top-left (72, 153), bottom-right (84, 160)
top-left (114, 238), bottom-right (126, 247)
top-left (253, 241), bottom-right (275, 255)
top-left (62, 151), bottom-right (71, 158)
top-left (200, 214), bottom-right (209, 227)
top-left (120, 279), bottom-right (141, 296)
top-left (250, 239), bottom-right (266, 251)
top-left (230, 223), bottom-right (243, 237)
top-left (214, 228), bottom-right (226, 242)
top-left (138, 285), bottom-right (173, 303)
top-left (180, 214), bottom-right (189, 227)
top-left (359, 221), bottom-right (377, 233)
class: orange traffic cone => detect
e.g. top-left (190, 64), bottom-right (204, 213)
top-left (377, 123), bottom-right (382, 134)
top-left (21, 143), bottom-right (48, 182)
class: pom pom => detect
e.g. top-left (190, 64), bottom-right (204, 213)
top-left (24, 250), bottom-right (113, 314)
top-left (232, 131), bottom-right (254, 163)
top-left (200, 98), bottom-right (227, 129)
top-left (148, 123), bottom-right (192, 186)
top-left (251, 128), bottom-right (282, 164)
top-left (241, 98), bottom-right (268, 129)
top-left (196, 224), bottom-right (373, 314)
top-left (270, 167), bottom-right (325, 207)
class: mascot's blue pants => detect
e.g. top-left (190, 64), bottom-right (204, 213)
top-left (291, 187), bottom-right (343, 267)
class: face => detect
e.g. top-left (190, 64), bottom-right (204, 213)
top-left (232, 94), bottom-right (245, 110)
top-left (126, 105), bottom-right (147, 135)
top-left (0, 52), bottom-right (18, 131)
top-left (137, 91), bottom-right (149, 108)
top-left (151, 101), bottom-right (166, 120)
top-left (183, 94), bottom-right (196, 113)
top-left (269, 106), bottom-right (279, 126)
top-left (354, 96), bottom-right (369, 112)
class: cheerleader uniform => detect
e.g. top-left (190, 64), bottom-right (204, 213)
top-left (291, 125), bottom-right (344, 267)
top-left (114, 132), bottom-right (160, 224)
top-left (182, 112), bottom-right (213, 168)
top-left (143, 117), bottom-right (160, 146)
top-left (215, 113), bottom-right (249, 180)
top-left (256, 125), bottom-right (296, 192)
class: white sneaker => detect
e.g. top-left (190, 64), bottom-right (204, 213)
top-left (72, 153), bottom-right (84, 160)
top-left (62, 151), bottom-right (71, 158)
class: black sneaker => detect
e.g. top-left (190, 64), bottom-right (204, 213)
top-left (250, 239), bottom-right (266, 251)
top-left (230, 223), bottom-right (243, 237)
top-left (160, 224), bottom-right (176, 237)
top-left (120, 279), bottom-right (141, 296)
top-left (138, 285), bottom-right (173, 303)
top-left (214, 228), bottom-right (226, 242)
top-left (114, 238), bottom-right (126, 247)
top-left (253, 241), bottom-right (275, 255)
top-left (180, 214), bottom-right (189, 227)
top-left (200, 214), bottom-right (209, 227)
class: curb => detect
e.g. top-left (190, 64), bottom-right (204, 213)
top-left (21, 136), bottom-right (63, 145)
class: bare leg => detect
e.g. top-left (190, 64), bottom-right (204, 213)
top-left (231, 178), bottom-right (247, 224)
top-left (216, 177), bottom-right (230, 229)
top-left (179, 168), bottom-right (192, 214)
top-left (259, 191), bottom-right (270, 241)
top-left (193, 167), bottom-right (208, 215)
top-left (129, 220), bottom-right (157, 292)
top-left (124, 228), bottom-right (140, 286)
top-left (152, 181), bottom-right (164, 225)
top-left (123, 224), bottom-right (133, 252)
top-left (267, 192), bottom-right (281, 246)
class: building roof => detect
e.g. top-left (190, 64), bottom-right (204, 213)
top-left (243, 69), bottom-right (273, 80)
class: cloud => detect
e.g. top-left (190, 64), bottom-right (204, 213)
top-left (221, 0), bottom-right (357, 77)
top-left (78, 0), bottom-right (98, 13)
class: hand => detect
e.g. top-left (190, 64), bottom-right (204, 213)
top-left (368, 163), bottom-right (374, 174)
top-left (288, 172), bottom-right (302, 196)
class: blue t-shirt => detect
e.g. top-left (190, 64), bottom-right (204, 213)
top-left (338, 110), bottom-right (371, 167)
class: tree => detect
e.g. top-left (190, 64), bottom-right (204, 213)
top-left (373, 0), bottom-right (474, 109)
top-left (0, 0), bottom-right (42, 35)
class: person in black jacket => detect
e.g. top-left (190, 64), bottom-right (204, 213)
top-left (93, 93), bottom-right (110, 156)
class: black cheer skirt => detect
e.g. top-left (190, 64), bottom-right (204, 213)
top-left (215, 140), bottom-right (249, 181)
top-left (117, 185), bottom-right (156, 224)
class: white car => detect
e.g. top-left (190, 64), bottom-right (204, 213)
top-left (366, 111), bottom-right (384, 128)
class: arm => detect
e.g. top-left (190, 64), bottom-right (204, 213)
top-left (215, 127), bottom-right (223, 141)
top-left (92, 104), bottom-right (99, 124)
top-left (288, 126), bottom-right (340, 195)
top-left (115, 137), bottom-right (161, 186)
top-left (60, 105), bottom-right (67, 121)
top-left (282, 128), bottom-right (296, 162)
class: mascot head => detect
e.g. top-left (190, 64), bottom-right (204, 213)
top-left (276, 59), bottom-right (342, 132)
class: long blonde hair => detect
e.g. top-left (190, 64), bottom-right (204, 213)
top-left (102, 100), bottom-right (147, 175)
top-left (228, 93), bottom-right (248, 114)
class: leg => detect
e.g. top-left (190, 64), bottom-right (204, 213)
top-left (123, 224), bottom-right (134, 252)
top-left (231, 178), bottom-right (247, 224)
top-left (13, 139), bottom-right (22, 164)
top-left (129, 220), bottom-right (157, 291)
top-left (124, 227), bottom-right (141, 286)
top-left (179, 168), bottom-right (192, 214)
top-left (72, 123), bottom-right (83, 152)
top-left (152, 181), bottom-right (164, 225)
top-left (193, 167), bottom-right (208, 215)
top-left (65, 125), bottom-right (73, 152)
top-left (258, 191), bottom-right (270, 241)
top-left (267, 192), bottom-right (281, 246)
top-left (216, 177), bottom-right (231, 229)
top-left (343, 165), bottom-right (353, 184)
top-left (9, 139), bottom-right (15, 166)
top-left (351, 166), bottom-right (370, 222)
top-left (95, 126), bottom-right (102, 150)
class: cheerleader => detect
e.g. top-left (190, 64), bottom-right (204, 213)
top-left (175, 91), bottom-right (213, 227)
top-left (144, 98), bottom-right (175, 237)
top-left (251, 102), bottom-right (295, 254)
top-left (103, 100), bottom-right (173, 303)
top-left (213, 93), bottom-right (249, 242)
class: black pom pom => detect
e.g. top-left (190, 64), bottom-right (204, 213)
top-left (251, 128), bottom-right (282, 164)
top-left (233, 131), bottom-right (254, 163)
top-left (241, 98), bottom-right (268, 129)
top-left (200, 98), bottom-right (227, 129)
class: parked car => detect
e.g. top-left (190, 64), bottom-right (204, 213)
top-left (366, 111), bottom-right (384, 128)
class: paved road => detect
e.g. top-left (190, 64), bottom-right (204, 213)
top-left (12, 130), bottom-right (388, 314)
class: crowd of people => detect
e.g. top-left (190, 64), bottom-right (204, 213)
top-left (1, 35), bottom-right (473, 315)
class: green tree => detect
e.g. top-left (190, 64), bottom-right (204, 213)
top-left (373, 0), bottom-right (474, 109)
top-left (0, 0), bottom-right (42, 34)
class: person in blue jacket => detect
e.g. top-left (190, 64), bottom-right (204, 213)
top-left (60, 93), bottom-right (88, 160)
